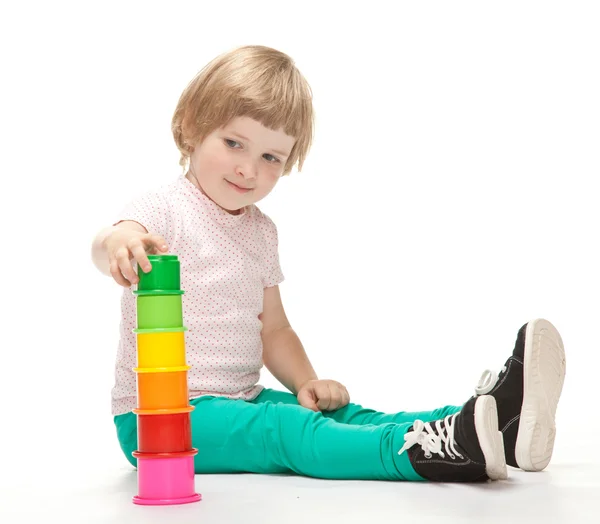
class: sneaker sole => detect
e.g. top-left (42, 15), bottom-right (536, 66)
top-left (515, 318), bottom-right (566, 472)
top-left (475, 395), bottom-right (508, 480)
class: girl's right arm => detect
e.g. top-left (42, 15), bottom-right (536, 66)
top-left (91, 221), bottom-right (169, 287)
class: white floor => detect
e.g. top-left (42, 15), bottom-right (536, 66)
top-left (1, 450), bottom-right (597, 523)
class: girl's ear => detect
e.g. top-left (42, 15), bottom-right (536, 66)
top-left (183, 136), bottom-right (195, 153)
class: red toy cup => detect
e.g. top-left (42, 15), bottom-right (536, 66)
top-left (137, 412), bottom-right (192, 453)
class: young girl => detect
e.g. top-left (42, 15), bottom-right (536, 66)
top-left (91, 45), bottom-right (566, 483)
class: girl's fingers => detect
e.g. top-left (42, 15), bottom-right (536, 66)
top-left (116, 248), bottom-right (138, 285)
top-left (316, 383), bottom-right (332, 411)
top-left (342, 387), bottom-right (350, 407)
top-left (152, 236), bottom-right (169, 253)
top-left (130, 242), bottom-right (152, 273)
top-left (330, 385), bottom-right (343, 410)
top-left (142, 235), bottom-right (168, 255)
top-left (109, 257), bottom-right (132, 287)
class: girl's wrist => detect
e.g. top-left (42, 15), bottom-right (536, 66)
top-left (295, 375), bottom-right (318, 394)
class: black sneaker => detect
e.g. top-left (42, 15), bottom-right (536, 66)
top-left (398, 395), bottom-right (507, 482)
top-left (474, 318), bottom-right (566, 471)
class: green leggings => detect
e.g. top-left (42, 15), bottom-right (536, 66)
top-left (114, 388), bottom-right (462, 481)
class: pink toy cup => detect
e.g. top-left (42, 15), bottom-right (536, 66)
top-left (132, 451), bottom-right (201, 506)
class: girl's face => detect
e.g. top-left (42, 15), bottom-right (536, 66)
top-left (186, 116), bottom-right (296, 214)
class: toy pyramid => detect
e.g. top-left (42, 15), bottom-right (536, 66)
top-left (131, 254), bottom-right (201, 505)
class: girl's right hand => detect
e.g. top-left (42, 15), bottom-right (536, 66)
top-left (104, 227), bottom-right (169, 287)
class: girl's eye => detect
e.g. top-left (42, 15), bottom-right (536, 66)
top-left (225, 139), bottom-right (240, 148)
top-left (263, 154), bottom-right (280, 164)
top-left (225, 139), bottom-right (280, 164)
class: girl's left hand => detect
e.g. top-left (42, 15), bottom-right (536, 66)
top-left (297, 379), bottom-right (350, 412)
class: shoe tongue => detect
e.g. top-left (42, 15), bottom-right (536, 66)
top-left (454, 397), bottom-right (486, 464)
top-left (437, 422), bottom-right (449, 439)
top-left (513, 323), bottom-right (528, 359)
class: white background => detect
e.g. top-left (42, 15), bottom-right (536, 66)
top-left (1, 1), bottom-right (599, 521)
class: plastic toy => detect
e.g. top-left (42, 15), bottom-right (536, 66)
top-left (130, 254), bottom-right (201, 505)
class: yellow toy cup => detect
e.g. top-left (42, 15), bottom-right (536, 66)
top-left (135, 366), bottom-right (191, 410)
top-left (137, 330), bottom-right (187, 368)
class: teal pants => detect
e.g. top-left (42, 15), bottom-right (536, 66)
top-left (114, 388), bottom-right (462, 481)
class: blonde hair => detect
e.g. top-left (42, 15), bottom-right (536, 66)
top-left (171, 45), bottom-right (314, 176)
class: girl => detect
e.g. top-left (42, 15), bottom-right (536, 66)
top-left (91, 45), bottom-right (566, 483)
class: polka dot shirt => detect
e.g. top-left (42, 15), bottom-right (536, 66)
top-left (110, 174), bottom-right (284, 415)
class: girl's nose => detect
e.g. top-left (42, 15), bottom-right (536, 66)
top-left (236, 163), bottom-right (258, 180)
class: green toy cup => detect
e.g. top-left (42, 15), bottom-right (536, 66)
top-left (136, 255), bottom-right (181, 292)
top-left (136, 295), bottom-right (183, 329)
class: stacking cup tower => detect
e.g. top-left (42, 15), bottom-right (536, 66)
top-left (131, 254), bottom-right (201, 506)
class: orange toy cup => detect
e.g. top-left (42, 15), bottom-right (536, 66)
top-left (135, 366), bottom-right (190, 410)
top-left (137, 412), bottom-right (193, 453)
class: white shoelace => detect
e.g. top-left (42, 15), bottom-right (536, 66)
top-left (397, 413), bottom-right (464, 460)
top-left (397, 366), bottom-right (508, 459)
top-left (474, 365), bottom-right (506, 396)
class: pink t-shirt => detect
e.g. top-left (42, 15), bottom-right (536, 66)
top-left (110, 174), bottom-right (284, 415)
